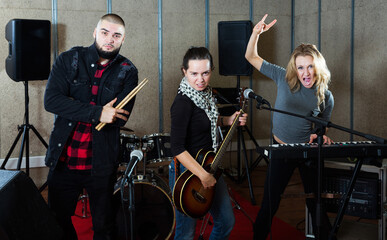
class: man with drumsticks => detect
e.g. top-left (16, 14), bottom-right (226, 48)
top-left (44, 13), bottom-right (138, 240)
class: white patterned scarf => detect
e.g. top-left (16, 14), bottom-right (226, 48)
top-left (178, 77), bottom-right (219, 150)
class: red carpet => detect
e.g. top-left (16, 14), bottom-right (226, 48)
top-left (191, 190), bottom-right (305, 240)
top-left (72, 190), bottom-right (304, 240)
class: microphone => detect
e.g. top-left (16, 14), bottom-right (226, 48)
top-left (130, 149), bottom-right (143, 163)
top-left (122, 150), bottom-right (143, 180)
top-left (243, 88), bottom-right (269, 105)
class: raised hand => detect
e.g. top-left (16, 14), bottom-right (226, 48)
top-left (253, 14), bottom-right (277, 35)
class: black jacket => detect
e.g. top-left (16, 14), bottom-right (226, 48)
top-left (44, 44), bottom-right (138, 176)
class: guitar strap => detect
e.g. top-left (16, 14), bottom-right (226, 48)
top-left (173, 157), bottom-right (181, 181)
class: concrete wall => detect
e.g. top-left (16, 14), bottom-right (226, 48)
top-left (291, 0), bottom-right (387, 141)
top-left (0, 0), bottom-right (386, 167)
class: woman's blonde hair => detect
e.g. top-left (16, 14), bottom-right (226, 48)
top-left (285, 43), bottom-right (331, 108)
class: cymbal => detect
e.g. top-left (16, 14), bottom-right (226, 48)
top-left (120, 126), bottom-right (134, 132)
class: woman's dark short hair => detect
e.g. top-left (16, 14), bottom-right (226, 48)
top-left (181, 47), bottom-right (214, 74)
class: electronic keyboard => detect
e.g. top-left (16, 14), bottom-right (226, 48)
top-left (258, 141), bottom-right (387, 160)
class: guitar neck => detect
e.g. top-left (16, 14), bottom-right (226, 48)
top-left (210, 109), bottom-right (244, 172)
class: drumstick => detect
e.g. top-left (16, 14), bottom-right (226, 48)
top-left (116, 79), bottom-right (147, 110)
top-left (95, 78), bottom-right (148, 131)
top-left (96, 78), bottom-right (148, 131)
top-left (116, 78), bottom-right (148, 109)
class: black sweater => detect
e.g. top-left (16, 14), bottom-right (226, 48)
top-left (170, 93), bottom-right (213, 159)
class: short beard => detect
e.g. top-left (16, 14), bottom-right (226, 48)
top-left (94, 40), bottom-right (121, 60)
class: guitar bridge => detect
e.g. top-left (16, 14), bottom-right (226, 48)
top-left (192, 189), bottom-right (206, 203)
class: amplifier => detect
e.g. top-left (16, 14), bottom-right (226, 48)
top-left (323, 168), bottom-right (380, 219)
top-left (305, 159), bottom-right (387, 239)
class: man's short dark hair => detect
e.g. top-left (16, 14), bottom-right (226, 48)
top-left (100, 13), bottom-right (125, 27)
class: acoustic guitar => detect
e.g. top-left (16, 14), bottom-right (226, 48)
top-left (172, 92), bottom-right (246, 218)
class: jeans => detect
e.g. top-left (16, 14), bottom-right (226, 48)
top-left (169, 162), bottom-right (235, 240)
top-left (47, 162), bottom-right (117, 240)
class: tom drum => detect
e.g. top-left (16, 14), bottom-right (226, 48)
top-left (142, 133), bottom-right (173, 167)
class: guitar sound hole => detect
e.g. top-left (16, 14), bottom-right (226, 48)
top-left (192, 189), bottom-right (206, 203)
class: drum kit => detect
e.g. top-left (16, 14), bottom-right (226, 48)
top-left (119, 132), bottom-right (173, 168)
top-left (114, 130), bottom-right (175, 240)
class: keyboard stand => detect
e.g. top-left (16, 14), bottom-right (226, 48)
top-left (328, 157), bottom-right (365, 239)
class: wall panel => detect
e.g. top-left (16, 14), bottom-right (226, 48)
top-left (1, 0), bottom-right (386, 162)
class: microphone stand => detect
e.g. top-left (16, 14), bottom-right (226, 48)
top-left (214, 85), bottom-right (258, 205)
top-left (120, 155), bottom-right (141, 240)
top-left (254, 100), bottom-right (387, 240)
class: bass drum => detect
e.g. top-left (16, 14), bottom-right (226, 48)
top-left (113, 172), bottom-right (175, 240)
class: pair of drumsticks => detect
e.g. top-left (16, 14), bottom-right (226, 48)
top-left (95, 78), bottom-right (148, 131)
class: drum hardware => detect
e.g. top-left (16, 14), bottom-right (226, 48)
top-left (142, 139), bottom-right (154, 153)
top-left (119, 133), bottom-right (141, 164)
top-left (75, 189), bottom-right (90, 219)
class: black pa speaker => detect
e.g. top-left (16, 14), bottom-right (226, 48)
top-left (218, 20), bottom-right (253, 76)
top-left (5, 19), bottom-right (51, 81)
top-left (0, 170), bottom-right (63, 239)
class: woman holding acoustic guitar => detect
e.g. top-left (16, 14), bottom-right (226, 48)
top-left (169, 46), bottom-right (247, 239)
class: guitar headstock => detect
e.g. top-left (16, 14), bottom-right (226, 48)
top-left (238, 87), bottom-right (248, 111)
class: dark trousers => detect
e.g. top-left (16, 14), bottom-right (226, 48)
top-left (47, 163), bottom-right (117, 240)
top-left (253, 157), bottom-right (333, 240)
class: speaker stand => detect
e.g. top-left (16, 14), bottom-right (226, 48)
top-left (0, 81), bottom-right (48, 176)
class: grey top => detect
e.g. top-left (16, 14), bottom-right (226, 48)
top-left (260, 60), bottom-right (334, 143)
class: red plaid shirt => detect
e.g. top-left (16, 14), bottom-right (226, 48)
top-left (59, 62), bottom-right (109, 170)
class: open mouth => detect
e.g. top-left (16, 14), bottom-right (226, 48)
top-left (303, 77), bottom-right (312, 86)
